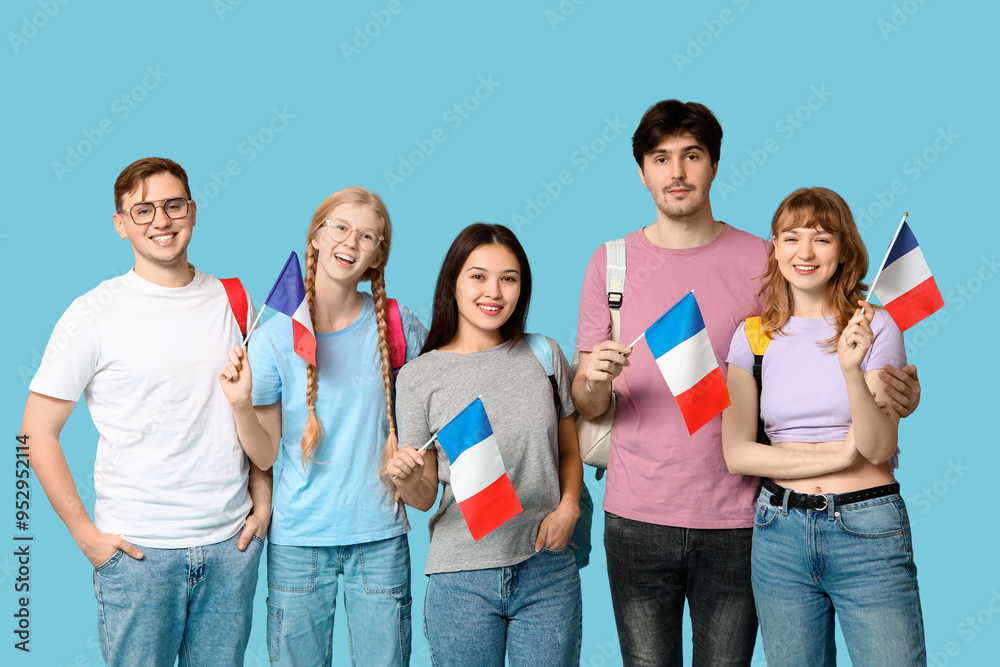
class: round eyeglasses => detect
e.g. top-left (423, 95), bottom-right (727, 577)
top-left (324, 220), bottom-right (384, 252)
top-left (120, 198), bottom-right (192, 225)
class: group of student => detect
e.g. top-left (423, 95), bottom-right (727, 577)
top-left (21, 98), bottom-right (927, 667)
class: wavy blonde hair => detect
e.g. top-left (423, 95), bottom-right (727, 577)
top-left (759, 187), bottom-right (869, 349)
top-left (300, 187), bottom-right (399, 482)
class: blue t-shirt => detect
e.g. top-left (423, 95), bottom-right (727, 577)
top-left (249, 292), bottom-right (427, 546)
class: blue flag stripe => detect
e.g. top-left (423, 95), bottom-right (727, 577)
top-left (265, 252), bottom-right (305, 318)
top-left (436, 398), bottom-right (494, 462)
top-left (885, 222), bottom-right (919, 266)
top-left (645, 292), bottom-right (705, 359)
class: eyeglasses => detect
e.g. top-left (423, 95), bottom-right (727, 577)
top-left (119, 198), bottom-right (192, 225)
top-left (324, 220), bottom-right (384, 252)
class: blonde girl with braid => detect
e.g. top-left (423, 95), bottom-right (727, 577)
top-left (218, 186), bottom-right (427, 666)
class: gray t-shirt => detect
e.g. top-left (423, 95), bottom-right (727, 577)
top-left (395, 336), bottom-right (576, 575)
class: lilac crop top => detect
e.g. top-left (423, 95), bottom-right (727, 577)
top-left (727, 310), bottom-right (905, 444)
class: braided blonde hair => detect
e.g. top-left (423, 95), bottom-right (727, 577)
top-left (300, 187), bottom-right (396, 477)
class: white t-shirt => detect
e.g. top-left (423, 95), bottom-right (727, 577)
top-left (30, 267), bottom-right (255, 548)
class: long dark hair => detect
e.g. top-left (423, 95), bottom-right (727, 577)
top-left (421, 223), bottom-right (532, 354)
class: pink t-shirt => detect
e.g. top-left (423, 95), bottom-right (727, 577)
top-left (576, 225), bottom-right (769, 528)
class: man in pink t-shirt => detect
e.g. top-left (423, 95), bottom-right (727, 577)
top-left (573, 101), bottom-right (920, 666)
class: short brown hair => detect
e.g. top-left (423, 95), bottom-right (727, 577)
top-left (632, 100), bottom-right (723, 167)
top-left (114, 157), bottom-right (191, 212)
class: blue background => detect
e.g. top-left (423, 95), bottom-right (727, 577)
top-left (3, 1), bottom-right (996, 665)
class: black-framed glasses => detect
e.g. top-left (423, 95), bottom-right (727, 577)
top-left (120, 198), bottom-right (192, 225)
top-left (323, 219), bottom-right (384, 252)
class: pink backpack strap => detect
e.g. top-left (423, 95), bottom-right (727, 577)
top-left (386, 298), bottom-right (406, 376)
top-left (220, 277), bottom-right (249, 337)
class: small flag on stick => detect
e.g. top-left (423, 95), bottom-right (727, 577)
top-left (434, 397), bottom-right (522, 541)
top-left (868, 214), bottom-right (944, 331)
top-left (260, 251), bottom-right (317, 365)
top-left (633, 291), bottom-right (730, 435)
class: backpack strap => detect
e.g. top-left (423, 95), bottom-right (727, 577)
top-left (526, 333), bottom-right (562, 417)
top-left (386, 298), bottom-right (407, 377)
top-left (605, 239), bottom-right (626, 342)
top-left (744, 316), bottom-right (772, 445)
top-left (220, 277), bottom-right (249, 337)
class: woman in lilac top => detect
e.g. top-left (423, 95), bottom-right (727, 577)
top-left (721, 187), bottom-right (926, 666)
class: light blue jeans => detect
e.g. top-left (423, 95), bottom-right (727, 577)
top-left (92, 531), bottom-right (263, 667)
top-left (266, 534), bottom-right (411, 666)
top-left (752, 483), bottom-right (926, 666)
top-left (423, 547), bottom-right (582, 667)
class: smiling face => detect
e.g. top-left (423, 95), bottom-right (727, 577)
top-left (773, 225), bottom-right (843, 302)
top-left (113, 171), bottom-right (195, 280)
top-left (638, 133), bottom-right (718, 222)
top-left (453, 243), bottom-right (522, 344)
top-left (310, 203), bottom-right (385, 288)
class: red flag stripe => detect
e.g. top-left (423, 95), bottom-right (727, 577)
top-left (292, 319), bottom-right (317, 366)
top-left (884, 276), bottom-right (945, 331)
top-left (456, 474), bottom-right (523, 542)
top-left (674, 367), bottom-right (731, 435)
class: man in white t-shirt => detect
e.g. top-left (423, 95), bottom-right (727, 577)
top-left (19, 157), bottom-right (271, 667)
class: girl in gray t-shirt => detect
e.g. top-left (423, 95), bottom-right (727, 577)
top-left (388, 223), bottom-right (583, 666)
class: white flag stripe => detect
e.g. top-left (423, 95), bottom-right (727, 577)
top-left (448, 434), bottom-right (506, 502)
top-left (876, 247), bottom-right (933, 304)
top-left (291, 297), bottom-right (315, 334)
top-left (655, 329), bottom-right (718, 395)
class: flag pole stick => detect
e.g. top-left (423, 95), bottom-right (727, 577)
top-left (416, 433), bottom-right (437, 453)
top-left (865, 212), bottom-right (908, 304)
top-left (627, 289), bottom-right (695, 349)
top-left (241, 305), bottom-right (267, 348)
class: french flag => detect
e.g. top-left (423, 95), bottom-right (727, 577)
top-left (871, 221), bottom-right (944, 331)
top-left (264, 251), bottom-right (317, 366)
top-left (435, 397), bottom-right (522, 541)
top-left (643, 291), bottom-right (730, 435)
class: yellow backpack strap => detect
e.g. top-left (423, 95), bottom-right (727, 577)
top-left (745, 316), bottom-right (771, 445)
top-left (744, 316), bottom-right (771, 356)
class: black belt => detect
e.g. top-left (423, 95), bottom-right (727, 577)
top-left (764, 480), bottom-right (900, 511)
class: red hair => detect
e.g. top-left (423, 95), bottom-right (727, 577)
top-left (759, 187), bottom-right (869, 348)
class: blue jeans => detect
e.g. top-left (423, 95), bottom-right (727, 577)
top-left (266, 535), bottom-right (411, 666)
top-left (752, 483), bottom-right (926, 666)
top-left (92, 531), bottom-right (263, 667)
top-left (423, 548), bottom-right (582, 667)
top-left (604, 512), bottom-right (757, 667)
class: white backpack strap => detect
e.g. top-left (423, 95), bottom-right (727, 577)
top-left (605, 239), bottom-right (626, 342)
